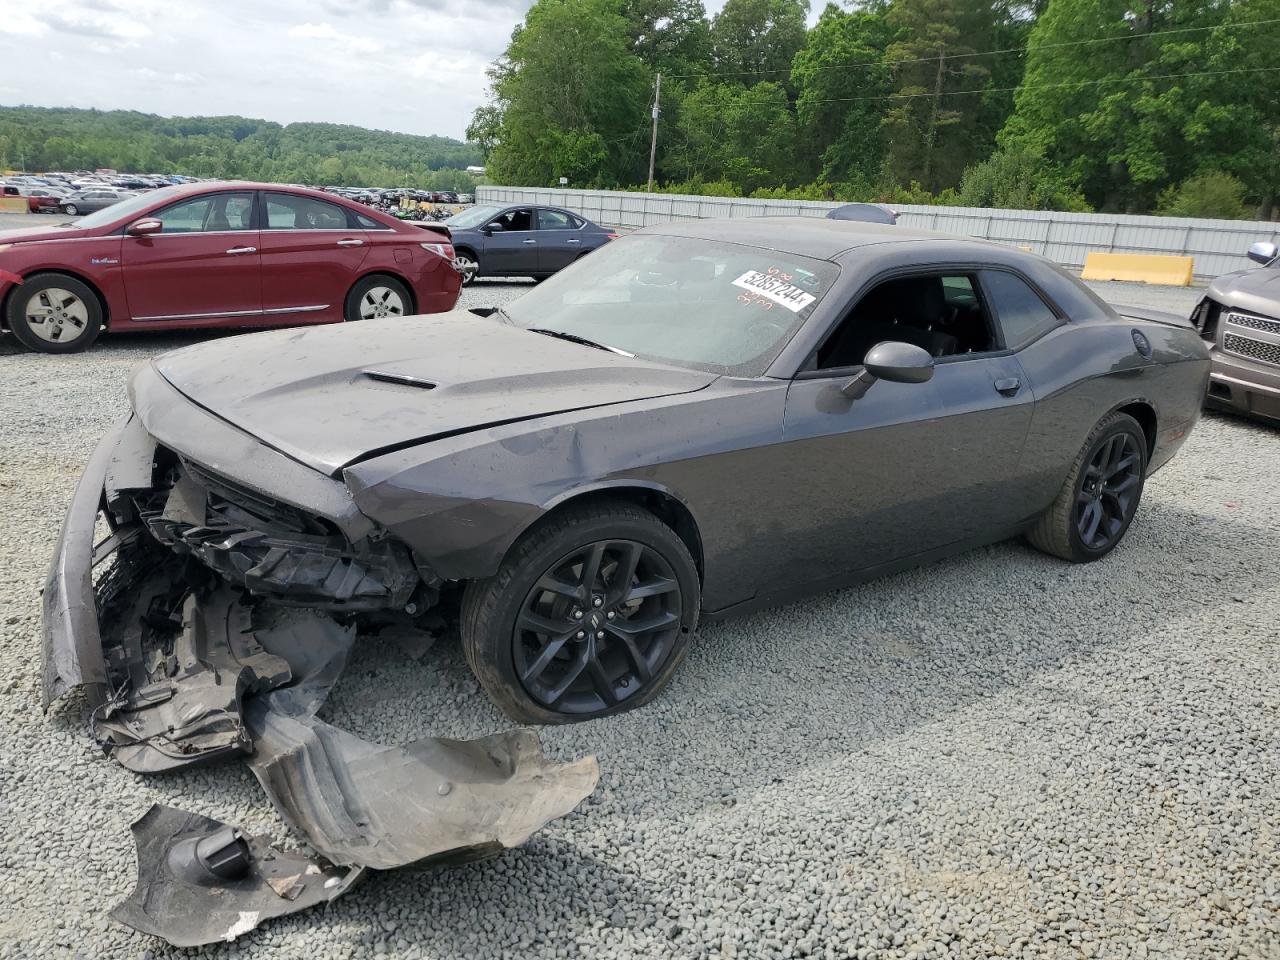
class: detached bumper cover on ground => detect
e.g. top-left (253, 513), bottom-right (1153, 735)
top-left (41, 418), bottom-right (600, 947)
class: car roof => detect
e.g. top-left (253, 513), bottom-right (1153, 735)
top-left (634, 216), bottom-right (986, 261)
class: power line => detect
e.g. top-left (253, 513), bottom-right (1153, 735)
top-left (665, 17), bottom-right (1280, 81)
top-left (705, 65), bottom-right (1280, 109)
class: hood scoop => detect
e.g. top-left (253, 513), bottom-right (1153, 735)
top-left (363, 370), bottom-right (437, 390)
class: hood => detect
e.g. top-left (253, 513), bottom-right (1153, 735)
top-left (0, 223), bottom-right (92, 245)
top-left (1208, 265), bottom-right (1280, 317)
top-left (150, 312), bottom-right (716, 476)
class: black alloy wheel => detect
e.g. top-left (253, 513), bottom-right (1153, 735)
top-left (1026, 411), bottom-right (1148, 563)
top-left (1074, 432), bottom-right (1142, 551)
top-left (461, 500), bottom-right (700, 724)
top-left (514, 539), bottom-right (682, 715)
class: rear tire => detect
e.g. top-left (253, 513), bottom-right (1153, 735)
top-left (6, 273), bottom-right (103, 353)
top-left (461, 500), bottom-right (700, 724)
top-left (1026, 412), bottom-right (1147, 562)
top-left (454, 252), bottom-right (477, 286)
top-left (344, 275), bottom-right (413, 322)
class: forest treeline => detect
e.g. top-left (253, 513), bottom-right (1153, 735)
top-left (468, 0), bottom-right (1280, 218)
top-left (0, 106), bottom-right (484, 191)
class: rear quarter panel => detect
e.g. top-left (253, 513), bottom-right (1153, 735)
top-left (1015, 318), bottom-right (1208, 514)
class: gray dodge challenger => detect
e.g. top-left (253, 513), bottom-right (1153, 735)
top-left (47, 216), bottom-right (1212, 725)
top-left (43, 218), bottom-right (1210, 941)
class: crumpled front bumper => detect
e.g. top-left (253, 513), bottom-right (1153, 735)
top-left (42, 417), bottom-right (126, 710)
top-left (41, 414), bottom-right (601, 947)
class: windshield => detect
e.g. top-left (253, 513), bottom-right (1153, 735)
top-left (501, 234), bottom-right (839, 376)
top-left (74, 186), bottom-right (182, 228)
top-left (445, 205), bottom-right (503, 230)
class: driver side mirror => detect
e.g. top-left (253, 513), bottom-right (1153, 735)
top-left (482, 222), bottom-right (504, 235)
top-left (841, 340), bottom-right (935, 399)
top-left (126, 218), bottom-right (162, 237)
top-left (1247, 241), bottom-right (1278, 266)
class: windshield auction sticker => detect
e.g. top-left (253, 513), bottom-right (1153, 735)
top-left (731, 269), bottom-right (816, 312)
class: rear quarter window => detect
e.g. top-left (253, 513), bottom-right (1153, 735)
top-left (981, 270), bottom-right (1062, 349)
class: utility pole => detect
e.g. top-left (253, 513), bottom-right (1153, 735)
top-left (922, 45), bottom-right (945, 188)
top-left (646, 72), bottom-right (662, 192)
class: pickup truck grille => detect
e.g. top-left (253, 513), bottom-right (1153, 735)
top-left (1225, 311), bottom-right (1280, 337)
top-left (1223, 332), bottom-right (1280, 367)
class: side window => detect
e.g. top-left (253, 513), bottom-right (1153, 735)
top-left (814, 273), bottom-right (997, 369)
top-left (155, 192), bottom-right (255, 233)
top-left (265, 193), bottom-right (350, 230)
top-left (981, 271), bottom-right (1061, 349)
top-left (537, 209), bottom-right (575, 230)
top-left (355, 212), bottom-right (391, 230)
top-left (493, 208), bottom-right (533, 231)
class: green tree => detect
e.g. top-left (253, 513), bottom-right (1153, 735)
top-left (478, 0), bottom-right (652, 186)
top-left (880, 0), bottom-right (1000, 192)
top-left (709, 0), bottom-right (810, 82)
top-left (624, 0), bottom-right (712, 75)
top-left (999, 0), bottom-right (1280, 214)
top-left (791, 4), bottom-right (895, 187)
top-left (1155, 172), bottom-right (1250, 220)
top-left (668, 80), bottom-right (798, 192)
top-left (956, 146), bottom-right (1090, 210)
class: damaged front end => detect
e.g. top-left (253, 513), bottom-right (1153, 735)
top-left (43, 413), bottom-right (599, 947)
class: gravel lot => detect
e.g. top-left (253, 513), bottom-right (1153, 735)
top-left (2, 277), bottom-right (1279, 960)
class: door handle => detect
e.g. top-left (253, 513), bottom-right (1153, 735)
top-left (994, 377), bottom-right (1021, 397)
top-left (336, 238), bottom-right (364, 247)
top-left (522, 238), bottom-right (537, 244)
top-left (225, 246), bottom-right (256, 255)
top-left (566, 238), bottom-right (581, 244)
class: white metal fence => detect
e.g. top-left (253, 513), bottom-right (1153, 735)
top-left (476, 185), bottom-right (1280, 281)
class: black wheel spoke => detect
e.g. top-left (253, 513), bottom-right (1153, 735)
top-left (543, 648), bottom-right (591, 705)
top-left (535, 572), bottom-right (583, 603)
top-left (625, 576), bottom-right (678, 602)
top-left (612, 631), bottom-right (653, 683)
top-left (1106, 453), bottom-right (1138, 479)
top-left (579, 542), bottom-right (606, 592)
top-left (608, 610), bottom-right (678, 637)
top-left (1079, 500), bottom-right (1102, 543)
top-left (609, 542), bottom-right (643, 603)
top-left (521, 632), bottom-right (574, 684)
top-left (585, 656), bottom-right (618, 705)
top-left (518, 609), bottom-right (573, 635)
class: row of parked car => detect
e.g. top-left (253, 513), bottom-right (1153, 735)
top-left (320, 186), bottom-right (473, 206)
top-left (0, 180), bottom-right (621, 354)
top-left (1, 172), bottom-right (477, 218)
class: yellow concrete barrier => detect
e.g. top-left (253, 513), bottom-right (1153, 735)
top-left (1081, 251), bottom-right (1194, 286)
top-left (0, 197), bottom-right (28, 213)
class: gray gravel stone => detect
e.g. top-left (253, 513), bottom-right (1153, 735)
top-left (1, 279), bottom-right (1278, 959)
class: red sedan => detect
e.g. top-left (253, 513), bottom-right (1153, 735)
top-left (0, 182), bottom-right (462, 353)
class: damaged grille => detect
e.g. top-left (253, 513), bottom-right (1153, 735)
top-left (134, 458), bottom-right (418, 611)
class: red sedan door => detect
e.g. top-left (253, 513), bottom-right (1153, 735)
top-left (121, 190), bottom-right (262, 323)
top-left (257, 191), bottom-right (371, 324)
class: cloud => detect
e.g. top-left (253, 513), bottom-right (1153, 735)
top-left (34, 7), bottom-right (151, 41)
top-left (0, 0), bottom-right (529, 138)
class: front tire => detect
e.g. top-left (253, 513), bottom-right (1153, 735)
top-left (461, 501), bottom-right (700, 724)
top-left (6, 274), bottom-right (103, 353)
top-left (62, 203), bottom-right (78, 216)
top-left (344, 275), bottom-right (412, 322)
top-left (1026, 412), bottom-right (1147, 562)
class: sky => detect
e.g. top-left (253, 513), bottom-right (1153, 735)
top-left (0, 0), bottom-right (611, 141)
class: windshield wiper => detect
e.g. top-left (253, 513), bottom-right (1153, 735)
top-left (526, 328), bottom-right (635, 357)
